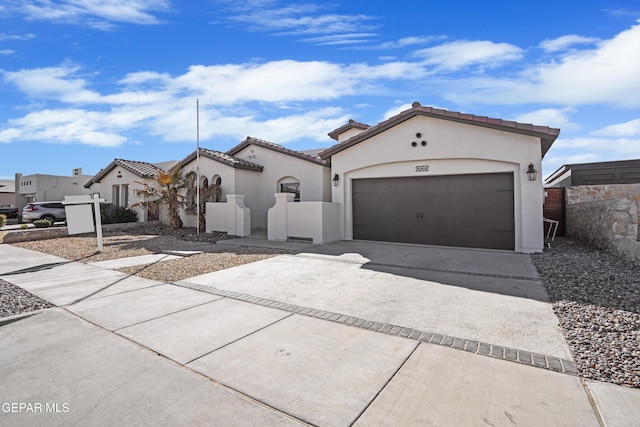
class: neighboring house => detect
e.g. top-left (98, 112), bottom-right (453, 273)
top-left (173, 147), bottom-right (263, 228)
top-left (84, 159), bottom-right (177, 222)
top-left (174, 139), bottom-right (330, 230)
top-left (544, 159), bottom-right (640, 187)
top-left (0, 180), bottom-right (15, 207)
top-left (317, 102), bottom-right (560, 253)
top-left (543, 159), bottom-right (640, 241)
top-left (15, 169), bottom-right (93, 211)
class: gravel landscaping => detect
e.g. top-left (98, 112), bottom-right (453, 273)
top-left (531, 237), bottom-right (640, 388)
top-left (0, 279), bottom-right (53, 318)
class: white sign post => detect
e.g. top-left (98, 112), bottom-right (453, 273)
top-left (63, 194), bottom-right (106, 252)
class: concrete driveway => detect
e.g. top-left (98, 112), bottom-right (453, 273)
top-left (186, 239), bottom-right (572, 359)
top-left (2, 240), bottom-right (638, 426)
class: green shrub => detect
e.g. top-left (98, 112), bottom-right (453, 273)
top-left (0, 214), bottom-right (6, 228)
top-left (100, 204), bottom-right (138, 224)
top-left (20, 224), bottom-right (29, 229)
top-left (33, 219), bottom-right (52, 228)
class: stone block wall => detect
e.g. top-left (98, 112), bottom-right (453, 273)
top-left (566, 198), bottom-right (640, 265)
top-left (566, 183), bottom-right (640, 239)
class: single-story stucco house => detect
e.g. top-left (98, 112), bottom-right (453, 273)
top-left (84, 158), bottom-right (177, 221)
top-left (174, 138), bottom-right (331, 232)
top-left (316, 102), bottom-right (560, 253)
top-left (85, 102), bottom-right (559, 253)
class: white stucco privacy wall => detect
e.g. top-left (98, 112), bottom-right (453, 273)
top-left (233, 144), bottom-right (331, 230)
top-left (329, 115), bottom-right (545, 253)
top-left (267, 193), bottom-right (341, 244)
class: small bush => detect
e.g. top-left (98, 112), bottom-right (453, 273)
top-left (33, 219), bottom-right (52, 228)
top-left (20, 224), bottom-right (29, 230)
top-left (100, 205), bottom-right (138, 224)
top-left (0, 214), bottom-right (6, 228)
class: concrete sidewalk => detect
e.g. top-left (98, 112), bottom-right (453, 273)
top-left (1, 243), bottom-right (639, 426)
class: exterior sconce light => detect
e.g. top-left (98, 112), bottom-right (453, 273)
top-left (333, 173), bottom-right (339, 186)
top-left (526, 163), bottom-right (537, 181)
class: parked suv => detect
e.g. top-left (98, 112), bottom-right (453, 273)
top-left (22, 202), bottom-right (66, 223)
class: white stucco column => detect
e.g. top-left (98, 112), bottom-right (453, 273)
top-left (226, 194), bottom-right (251, 237)
top-left (268, 193), bottom-right (294, 241)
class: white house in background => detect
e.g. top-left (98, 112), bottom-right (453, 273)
top-left (175, 138), bottom-right (330, 231)
top-left (0, 180), bottom-right (15, 207)
top-left (84, 158), bottom-right (177, 222)
top-left (317, 101), bottom-right (560, 253)
top-left (15, 169), bottom-right (93, 210)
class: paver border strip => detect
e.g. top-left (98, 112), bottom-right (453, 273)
top-left (174, 280), bottom-right (578, 376)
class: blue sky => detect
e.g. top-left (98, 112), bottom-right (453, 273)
top-left (1, 1), bottom-right (639, 180)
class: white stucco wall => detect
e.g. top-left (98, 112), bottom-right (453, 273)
top-left (233, 144), bottom-right (331, 230)
top-left (86, 168), bottom-right (150, 222)
top-left (18, 174), bottom-right (92, 203)
top-left (330, 115), bottom-right (545, 253)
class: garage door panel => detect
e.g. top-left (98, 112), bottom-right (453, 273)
top-left (352, 173), bottom-right (514, 250)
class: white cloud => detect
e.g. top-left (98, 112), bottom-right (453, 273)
top-left (0, 32), bottom-right (36, 41)
top-left (215, 0), bottom-right (378, 45)
top-left (382, 103), bottom-right (412, 120)
top-left (538, 35), bottom-right (600, 52)
top-left (1, 56), bottom-right (438, 147)
top-left (0, 109), bottom-right (128, 147)
top-left (413, 40), bottom-right (523, 71)
top-left (513, 108), bottom-right (577, 130)
top-left (0, 49), bottom-right (16, 55)
top-left (591, 118), bottom-right (640, 137)
top-left (12, 0), bottom-right (170, 30)
top-left (2, 63), bottom-right (101, 103)
top-left (444, 21), bottom-right (640, 107)
top-left (355, 35), bottom-right (447, 50)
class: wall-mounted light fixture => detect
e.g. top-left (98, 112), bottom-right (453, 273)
top-left (526, 163), bottom-right (537, 181)
top-left (333, 173), bottom-right (339, 186)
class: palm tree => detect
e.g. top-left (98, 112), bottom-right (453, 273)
top-left (130, 168), bottom-right (187, 228)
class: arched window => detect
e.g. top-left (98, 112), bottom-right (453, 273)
top-left (210, 175), bottom-right (222, 202)
top-left (277, 176), bottom-right (300, 202)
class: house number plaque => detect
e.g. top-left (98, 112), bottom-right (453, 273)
top-left (415, 165), bottom-right (429, 172)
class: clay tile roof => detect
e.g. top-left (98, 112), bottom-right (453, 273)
top-left (327, 119), bottom-right (371, 140)
top-left (227, 136), bottom-right (328, 166)
top-left (176, 148), bottom-right (264, 172)
top-left (84, 158), bottom-right (165, 188)
top-left (319, 101), bottom-right (561, 159)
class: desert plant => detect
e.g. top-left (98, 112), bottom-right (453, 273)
top-left (20, 224), bottom-right (29, 229)
top-left (101, 204), bottom-right (138, 224)
top-left (33, 219), bottom-right (52, 228)
top-left (0, 214), bottom-right (6, 228)
top-left (130, 168), bottom-right (187, 228)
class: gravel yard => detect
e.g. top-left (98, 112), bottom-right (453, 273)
top-left (531, 237), bottom-right (640, 388)
top-left (116, 248), bottom-right (289, 283)
top-left (0, 279), bottom-right (53, 317)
